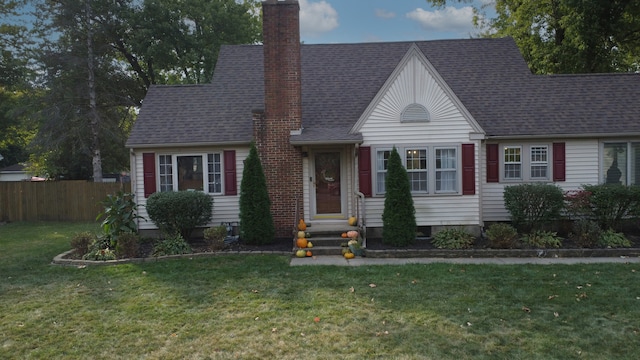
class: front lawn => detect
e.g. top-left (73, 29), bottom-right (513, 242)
top-left (1, 222), bottom-right (639, 359)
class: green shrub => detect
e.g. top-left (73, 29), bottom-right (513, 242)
top-left (522, 230), bottom-right (562, 248)
top-left (598, 229), bottom-right (631, 248)
top-left (239, 143), bottom-right (275, 245)
top-left (115, 233), bottom-right (140, 258)
top-left (485, 223), bottom-right (518, 249)
top-left (70, 231), bottom-right (96, 257)
top-left (83, 239), bottom-right (117, 261)
top-left (382, 147), bottom-right (416, 247)
top-left (432, 228), bottom-right (475, 249)
top-left (581, 184), bottom-right (640, 231)
top-left (152, 234), bottom-right (192, 257)
top-left (503, 183), bottom-right (565, 232)
top-left (569, 219), bottom-right (602, 248)
top-left (96, 191), bottom-right (143, 248)
top-left (203, 225), bottom-right (228, 250)
top-left (146, 190), bottom-right (213, 239)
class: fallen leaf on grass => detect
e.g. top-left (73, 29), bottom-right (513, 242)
top-left (369, 283), bottom-right (377, 288)
top-left (271, 328), bottom-right (277, 333)
top-left (411, 280), bottom-right (417, 284)
top-left (548, 295), bottom-right (558, 300)
top-left (349, 287), bottom-right (355, 293)
top-left (522, 306), bottom-right (531, 313)
top-left (314, 317), bottom-right (320, 323)
top-left (554, 312), bottom-right (559, 318)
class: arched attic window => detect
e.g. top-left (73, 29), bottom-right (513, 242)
top-left (400, 103), bottom-right (430, 123)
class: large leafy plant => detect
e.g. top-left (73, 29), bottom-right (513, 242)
top-left (96, 191), bottom-right (143, 247)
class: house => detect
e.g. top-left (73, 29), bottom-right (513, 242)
top-left (126, 0), bottom-right (640, 240)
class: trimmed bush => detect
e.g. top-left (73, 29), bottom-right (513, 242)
top-left (503, 183), bottom-right (564, 232)
top-left (485, 223), bottom-right (518, 249)
top-left (432, 228), bottom-right (475, 249)
top-left (204, 225), bottom-right (228, 250)
top-left (146, 190), bottom-right (213, 239)
top-left (153, 234), bottom-right (191, 257)
top-left (581, 184), bottom-right (640, 231)
top-left (382, 147), bottom-right (416, 247)
top-left (239, 143), bottom-right (275, 245)
top-left (522, 230), bottom-right (562, 249)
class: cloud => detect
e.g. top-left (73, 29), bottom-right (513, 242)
top-left (375, 9), bottom-right (396, 19)
top-left (299, 0), bottom-right (339, 37)
top-left (406, 6), bottom-right (476, 34)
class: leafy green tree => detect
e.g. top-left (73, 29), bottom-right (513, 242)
top-left (427, 0), bottom-right (640, 74)
top-left (239, 143), bottom-right (275, 245)
top-left (382, 147), bottom-right (416, 246)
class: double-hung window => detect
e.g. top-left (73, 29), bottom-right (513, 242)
top-left (158, 153), bottom-right (223, 193)
top-left (436, 147), bottom-right (457, 193)
top-left (375, 145), bottom-right (459, 195)
top-left (406, 148), bottom-right (427, 192)
top-left (500, 144), bottom-right (549, 181)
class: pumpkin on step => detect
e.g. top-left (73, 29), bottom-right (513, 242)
top-left (296, 238), bottom-right (308, 248)
top-left (348, 216), bottom-right (357, 226)
top-left (346, 230), bottom-right (359, 239)
top-left (298, 219), bottom-right (307, 231)
top-left (344, 252), bottom-right (355, 259)
top-left (297, 231), bottom-right (306, 238)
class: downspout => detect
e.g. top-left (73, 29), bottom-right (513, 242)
top-left (354, 143), bottom-right (366, 247)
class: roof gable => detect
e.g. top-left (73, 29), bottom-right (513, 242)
top-left (351, 44), bottom-right (483, 136)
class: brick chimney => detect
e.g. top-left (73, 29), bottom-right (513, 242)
top-left (256, 0), bottom-right (303, 238)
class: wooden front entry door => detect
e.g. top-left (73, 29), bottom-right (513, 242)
top-left (313, 151), bottom-right (342, 215)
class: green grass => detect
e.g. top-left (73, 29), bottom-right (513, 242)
top-left (1, 222), bottom-right (640, 359)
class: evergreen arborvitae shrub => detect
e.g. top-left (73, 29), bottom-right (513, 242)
top-left (239, 143), bottom-right (275, 245)
top-left (146, 190), bottom-right (213, 239)
top-left (382, 147), bottom-right (416, 246)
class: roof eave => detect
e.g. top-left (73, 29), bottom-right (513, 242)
top-left (126, 140), bottom-right (252, 149)
top-left (290, 138), bottom-right (364, 146)
top-left (486, 132), bottom-right (640, 140)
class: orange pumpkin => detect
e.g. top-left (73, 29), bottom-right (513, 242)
top-left (306, 250), bottom-right (312, 257)
top-left (298, 219), bottom-right (307, 231)
top-left (296, 238), bottom-right (308, 248)
top-left (344, 252), bottom-right (355, 259)
top-left (341, 232), bottom-right (348, 238)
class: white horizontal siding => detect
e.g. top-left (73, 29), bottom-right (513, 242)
top-left (133, 146), bottom-right (249, 231)
top-left (481, 139), bottom-right (600, 222)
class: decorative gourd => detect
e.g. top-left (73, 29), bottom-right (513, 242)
top-left (306, 241), bottom-right (313, 248)
top-left (297, 231), bottom-right (306, 238)
top-left (298, 219), bottom-right (307, 231)
top-left (296, 238), bottom-right (308, 248)
top-left (344, 252), bottom-right (355, 259)
top-left (346, 230), bottom-right (359, 238)
top-left (341, 232), bottom-right (348, 238)
top-left (296, 249), bottom-right (306, 258)
top-left (306, 250), bottom-right (312, 257)
top-left (348, 216), bottom-right (357, 226)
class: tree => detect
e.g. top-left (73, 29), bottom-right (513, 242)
top-left (427, 0), bottom-right (640, 74)
top-left (239, 143), bottom-right (275, 245)
top-left (382, 147), bottom-right (417, 247)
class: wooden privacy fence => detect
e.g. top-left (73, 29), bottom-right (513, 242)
top-left (0, 181), bottom-right (131, 222)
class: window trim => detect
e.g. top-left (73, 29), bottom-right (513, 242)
top-left (373, 144), bottom-right (461, 196)
top-left (156, 152), bottom-right (224, 194)
top-left (499, 144), bottom-right (551, 182)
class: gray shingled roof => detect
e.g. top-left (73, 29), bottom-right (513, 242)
top-left (126, 37), bottom-right (640, 148)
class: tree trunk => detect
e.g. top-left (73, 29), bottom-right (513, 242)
top-left (86, 0), bottom-right (102, 182)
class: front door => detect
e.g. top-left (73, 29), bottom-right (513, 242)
top-left (313, 151), bottom-right (343, 217)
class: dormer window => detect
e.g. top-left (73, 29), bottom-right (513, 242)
top-left (400, 103), bottom-right (430, 123)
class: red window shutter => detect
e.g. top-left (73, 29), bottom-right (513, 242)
top-left (486, 144), bottom-right (499, 183)
top-left (224, 150), bottom-right (237, 195)
top-left (142, 153), bottom-right (156, 198)
top-left (462, 144), bottom-right (475, 195)
top-left (553, 142), bottom-right (565, 182)
top-left (358, 146), bottom-right (372, 197)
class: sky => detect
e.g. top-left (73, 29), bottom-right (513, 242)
top-left (298, 0), bottom-right (496, 44)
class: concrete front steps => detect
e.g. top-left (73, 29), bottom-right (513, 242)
top-left (293, 222), bottom-right (359, 256)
